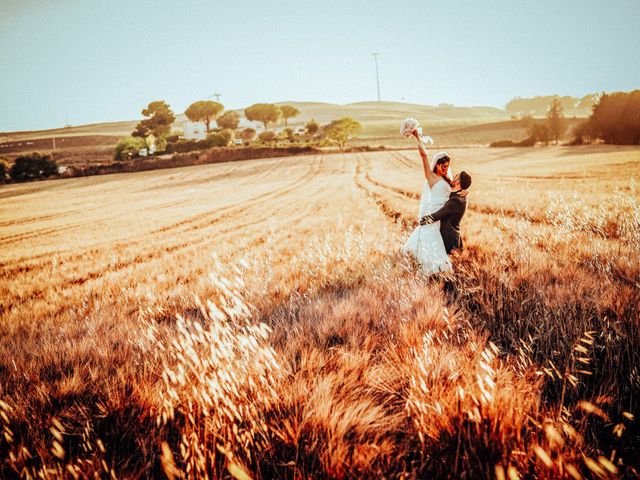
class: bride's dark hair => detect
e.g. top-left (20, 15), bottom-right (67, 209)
top-left (433, 154), bottom-right (453, 186)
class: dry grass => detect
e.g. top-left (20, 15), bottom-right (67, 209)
top-left (0, 146), bottom-right (638, 478)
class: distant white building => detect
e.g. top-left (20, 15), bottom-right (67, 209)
top-left (182, 118), bottom-right (268, 139)
top-left (183, 121), bottom-right (210, 141)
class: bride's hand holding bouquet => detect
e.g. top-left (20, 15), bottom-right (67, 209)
top-left (400, 118), bottom-right (433, 145)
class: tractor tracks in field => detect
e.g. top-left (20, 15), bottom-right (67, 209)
top-left (3, 186), bottom-right (327, 317)
top-left (148, 153), bottom-right (325, 236)
top-left (49, 180), bottom-right (327, 321)
top-left (0, 157), bottom-right (312, 279)
top-left (0, 211), bottom-right (76, 229)
top-left (1, 156), bottom-right (330, 311)
top-left (148, 158), bottom-right (286, 235)
top-left (353, 155), bottom-right (415, 230)
top-left (391, 152), bottom-right (419, 170)
top-left (165, 155), bottom-right (326, 237)
top-left (138, 162), bottom-right (249, 192)
top-left (364, 168), bottom-right (419, 200)
top-left (0, 219), bottom-right (106, 245)
top-left (0, 159), bottom-right (285, 254)
top-left (0, 169), bottom-right (241, 243)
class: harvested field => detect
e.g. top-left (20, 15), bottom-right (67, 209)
top-left (0, 145), bottom-right (638, 478)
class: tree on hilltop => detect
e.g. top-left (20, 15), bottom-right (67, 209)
top-left (547, 98), bottom-right (566, 145)
top-left (506, 94), bottom-right (592, 117)
top-left (280, 105), bottom-right (300, 126)
top-left (217, 110), bottom-right (240, 130)
top-left (245, 104), bottom-right (282, 130)
top-left (525, 116), bottom-right (550, 145)
top-left (305, 119), bottom-right (320, 136)
top-left (133, 101), bottom-right (176, 141)
top-left (185, 101), bottom-right (224, 132)
top-left (323, 117), bottom-right (362, 150)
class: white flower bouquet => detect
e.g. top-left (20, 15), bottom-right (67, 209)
top-left (400, 118), bottom-right (433, 144)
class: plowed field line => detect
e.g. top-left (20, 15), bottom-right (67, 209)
top-left (2, 157), bottom-right (331, 310)
top-left (0, 157), bottom-right (322, 279)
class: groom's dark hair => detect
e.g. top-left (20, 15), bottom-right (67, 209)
top-left (459, 171), bottom-right (472, 190)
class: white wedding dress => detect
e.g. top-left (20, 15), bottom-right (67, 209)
top-left (402, 177), bottom-right (453, 275)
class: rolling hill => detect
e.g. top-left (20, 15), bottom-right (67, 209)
top-left (0, 101), bottom-right (583, 159)
top-left (1, 101), bottom-right (511, 142)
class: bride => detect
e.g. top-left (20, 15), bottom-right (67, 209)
top-left (401, 120), bottom-right (454, 275)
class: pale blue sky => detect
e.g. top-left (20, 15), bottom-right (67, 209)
top-left (1, 0), bottom-right (638, 131)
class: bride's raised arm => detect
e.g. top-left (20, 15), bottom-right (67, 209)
top-left (413, 131), bottom-right (439, 184)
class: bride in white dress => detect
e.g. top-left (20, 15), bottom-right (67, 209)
top-left (401, 122), bottom-right (454, 275)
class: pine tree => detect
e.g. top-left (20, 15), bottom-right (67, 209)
top-left (547, 98), bottom-right (566, 145)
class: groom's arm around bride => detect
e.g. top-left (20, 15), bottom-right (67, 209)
top-left (420, 172), bottom-right (472, 255)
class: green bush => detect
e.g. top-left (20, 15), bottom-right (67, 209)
top-left (169, 140), bottom-right (200, 153)
top-left (155, 136), bottom-right (168, 153)
top-left (239, 128), bottom-right (256, 144)
top-left (114, 136), bottom-right (146, 160)
top-left (569, 123), bottom-right (587, 145)
top-left (323, 117), bottom-right (362, 150)
top-left (305, 119), bottom-right (320, 136)
top-left (9, 153), bottom-right (58, 181)
top-left (489, 140), bottom-right (517, 147)
top-left (166, 129), bottom-right (236, 154)
top-left (204, 129), bottom-right (233, 148)
top-left (282, 128), bottom-right (296, 142)
top-left (489, 137), bottom-right (536, 147)
top-left (258, 131), bottom-right (277, 144)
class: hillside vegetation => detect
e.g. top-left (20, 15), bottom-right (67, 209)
top-left (1, 101), bottom-right (511, 141)
top-left (2, 99), bottom-right (595, 165)
top-left (1, 101), bottom-right (513, 157)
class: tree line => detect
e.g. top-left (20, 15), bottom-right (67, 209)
top-left (0, 153), bottom-right (58, 183)
top-left (505, 94), bottom-right (597, 117)
top-left (572, 90), bottom-right (640, 145)
top-left (0, 100), bottom-right (363, 182)
top-left (490, 98), bottom-right (567, 147)
top-left (114, 100), bottom-right (362, 160)
top-left (492, 89), bottom-right (640, 147)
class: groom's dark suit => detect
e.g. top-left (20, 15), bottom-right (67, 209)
top-left (420, 191), bottom-right (467, 254)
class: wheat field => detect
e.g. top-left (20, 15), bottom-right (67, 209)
top-left (1, 145), bottom-right (639, 478)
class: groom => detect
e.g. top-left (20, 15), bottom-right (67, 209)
top-left (419, 172), bottom-right (472, 255)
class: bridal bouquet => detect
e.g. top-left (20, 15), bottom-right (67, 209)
top-left (400, 118), bottom-right (433, 144)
